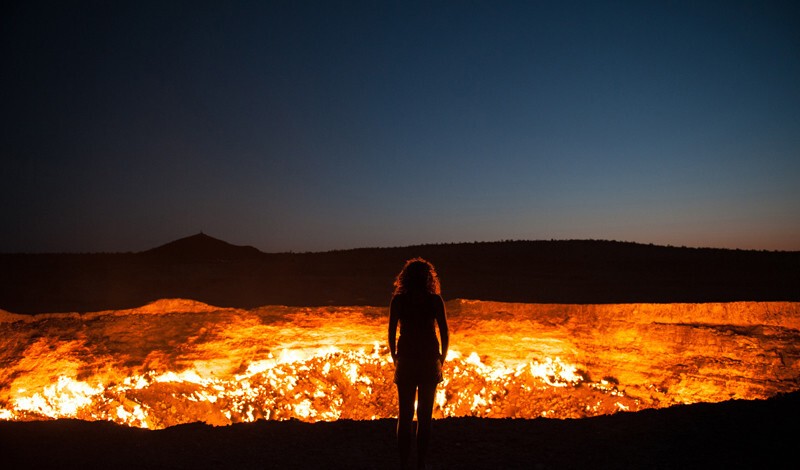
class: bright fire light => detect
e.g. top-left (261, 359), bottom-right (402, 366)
top-left (1, 299), bottom-right (797, 429)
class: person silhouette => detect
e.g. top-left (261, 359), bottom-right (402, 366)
top-left (388, 258), bottom-right (449, 470)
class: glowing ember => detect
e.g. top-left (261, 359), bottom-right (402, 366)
top-left (1, 299), bottom-right (798, 429)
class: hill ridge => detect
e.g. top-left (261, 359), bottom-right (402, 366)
top-left (143, 232), bottom-right (262, 260)
top-left (1, 236), bottom-right (798, 313)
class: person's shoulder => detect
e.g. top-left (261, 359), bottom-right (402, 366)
top-left (428, 293), bottom-right (444, 306)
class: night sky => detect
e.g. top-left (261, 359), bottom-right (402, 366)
top-left (3, 1), bottom-right (799, 253)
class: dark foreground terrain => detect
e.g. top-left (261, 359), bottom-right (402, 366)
top-left (2, 390), bottom-right (797, 469)
top-left (2, 233), bottom-right (798, 314)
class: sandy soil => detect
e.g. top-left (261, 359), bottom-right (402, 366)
top-left (2, 390), bottom-right (796, 470)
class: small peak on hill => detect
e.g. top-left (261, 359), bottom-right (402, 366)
top-left (144, 232), bottom-right (262, 261)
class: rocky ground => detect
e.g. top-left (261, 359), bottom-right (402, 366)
top-left (2, 390), bottom-right (797, 470)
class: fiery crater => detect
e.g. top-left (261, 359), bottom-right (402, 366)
top-left (1, 299), bottom-right (798, 429)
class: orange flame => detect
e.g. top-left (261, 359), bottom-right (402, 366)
top-left (1, 299), bottom-right (797, 429)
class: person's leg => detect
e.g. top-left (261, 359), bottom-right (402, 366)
top-left (396, 382), bottom-right (417, 469)
top-left (415, 382), bottom-right (437, 469)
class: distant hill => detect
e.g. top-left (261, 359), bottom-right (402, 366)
top-left (1, 235), bottom-right (798, 314)
top-left (143, 232), bottom-right (262, 261)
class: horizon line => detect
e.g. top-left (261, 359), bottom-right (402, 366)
top-left (2, 234), bottom-right (797, 256)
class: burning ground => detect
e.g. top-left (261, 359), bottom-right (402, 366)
top-left (1, 299), bottom-right (798, 430)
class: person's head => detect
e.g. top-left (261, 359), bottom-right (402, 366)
top-left (393, 257), bottom-right (441, 295)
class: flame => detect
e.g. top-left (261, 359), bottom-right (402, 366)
top-left (1, 299), bottom-right (797, 429)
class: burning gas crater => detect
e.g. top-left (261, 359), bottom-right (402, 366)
top-left (1, 299), bottom-right (798, 429)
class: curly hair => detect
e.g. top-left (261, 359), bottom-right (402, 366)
top-left (393, 257), bottom-right (441, 295)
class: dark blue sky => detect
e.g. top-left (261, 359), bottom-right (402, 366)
top-left (3, 1), bottom-right (799, 253)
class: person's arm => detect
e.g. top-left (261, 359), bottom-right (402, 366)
top-left (434, 294), bottom-right (449, 363)
top-left (388, 295), bottom-right (400, 362)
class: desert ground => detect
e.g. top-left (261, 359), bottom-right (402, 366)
top-left (2, 235), bottom-right (798, 314)
top-left (2, 390), bottom-right (797, 469)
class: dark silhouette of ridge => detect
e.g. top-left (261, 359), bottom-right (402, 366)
top-left (1, 236), bottom-right (798, 314)
top-left (143, 232), bottom-right (262, 261)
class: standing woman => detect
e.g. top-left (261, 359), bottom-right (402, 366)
top-left (388, 258), bottom-right (449, 470)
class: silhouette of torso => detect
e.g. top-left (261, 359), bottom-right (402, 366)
top-left (395, 293), bottom-right (440, 361)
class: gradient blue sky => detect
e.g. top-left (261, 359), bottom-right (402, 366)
top-left (3, 1), bottom-right (799, 253)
